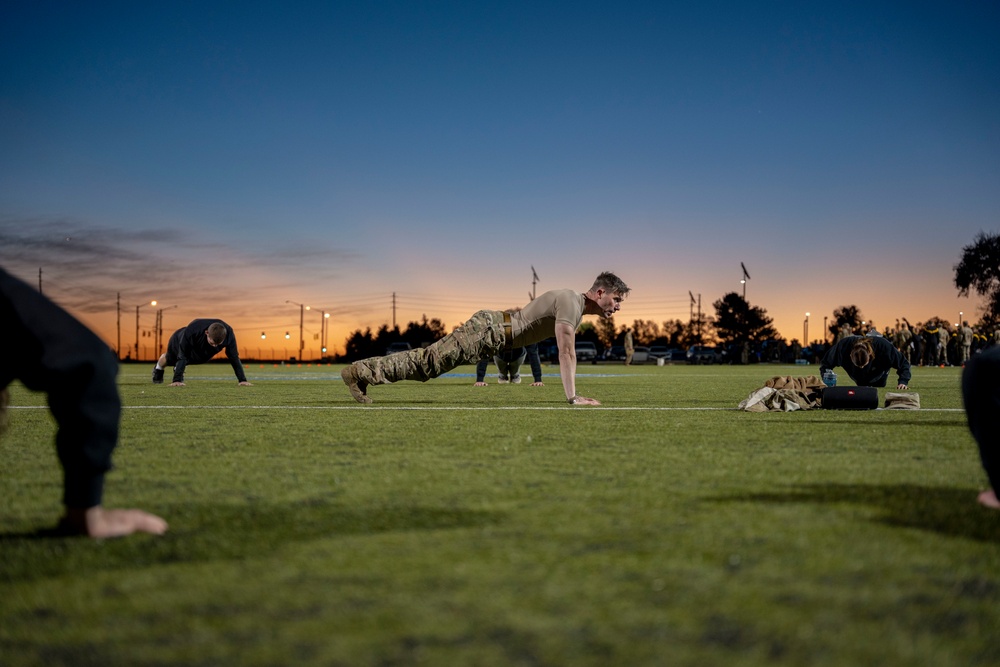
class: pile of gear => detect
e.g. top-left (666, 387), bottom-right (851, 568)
top-left (737, 375), bottom-right (920, 412)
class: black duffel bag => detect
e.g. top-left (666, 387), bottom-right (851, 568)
top-left (822, 386), bottom-right (878, 410)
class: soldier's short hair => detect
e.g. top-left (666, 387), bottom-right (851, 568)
top-left (591, 271), bottom-right (631, 299)
top-left (207, 322), bottom-right (227, 345)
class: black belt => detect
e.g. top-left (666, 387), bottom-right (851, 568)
top-left (502, 311), bottom-right (512, 351)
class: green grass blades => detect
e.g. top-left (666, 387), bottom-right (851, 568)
top-left (1, 362), bottom-right (997, 666)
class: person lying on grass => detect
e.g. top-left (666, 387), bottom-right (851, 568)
top-left (962, 345), bottom-right (1000, 510)
top-left (0, 267), bottom-right (168, 538)
top-left (342, 271), bottom-right (629, 405)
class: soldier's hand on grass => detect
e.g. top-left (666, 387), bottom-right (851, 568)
top-left (569, 395), bottom-right (600, 406)
top-left (64, 506), bottom-right (168, 538)
top-left (897, 383), bottom-right (908, 390)
top-left (239, 381), bottom-right (253, 386)
top-left (474, 381), bottom-right (487, 387)
top-left (531, 381), bottom-right (544, 387)
top-left (169, 382), bottom-right (185, 387)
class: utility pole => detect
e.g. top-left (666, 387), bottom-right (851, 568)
top-left (298, 304), bottom-right (305, 361)
top-left (698, 293), bottom-right (702, 342)
top-left (285, 300), bottom-right (309, 361)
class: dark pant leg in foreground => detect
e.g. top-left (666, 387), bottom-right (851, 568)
top-left (962, 346), bottom-right (1000, 491)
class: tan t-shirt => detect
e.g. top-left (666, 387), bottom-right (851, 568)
top-left (509, 289), bottom-right (585, 347)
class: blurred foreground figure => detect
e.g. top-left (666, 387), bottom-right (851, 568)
top-left (343, 271), bottom-right (629, 405)
top-left (0, 267), bottom-right (168, 537)
top-left (962, 345), bottom-right (1000, 510)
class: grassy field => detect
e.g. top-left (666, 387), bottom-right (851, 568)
top-left (1, 361), bottom-right (997, 666)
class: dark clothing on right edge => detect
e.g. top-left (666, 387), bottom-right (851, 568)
top-left (165, 318), bottom-right (247, 383)
top-left (0, 267), bottom-right (119, 509)
top-left (963, 346), bottom-right (1000, 492)
top-left (819, 335), bottom-right (912, 387)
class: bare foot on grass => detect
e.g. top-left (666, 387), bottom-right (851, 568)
top-left (64, 506), bottom-right (168, 538)
top-left (977, 489), bottom-right (1000, 510)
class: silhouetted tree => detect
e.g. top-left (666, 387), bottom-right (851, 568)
top-left (344, 327), bottom-right (376, 360)
top-left (830, 305), bottom-right (864, 339)
top-left (955, 231), bottom-right (1000, 326)
top-left (343, 319), bottom-right (450, 360)
top-left (595, 315), bottom-right (617, 350)
top-left (575, 322), bottom-right (601, 346)
top-left (630, 319), bottom-right (660, 345)
top-left (402, 315), bottom-right (447, 348)
top-left (713, 293), bottom-right (776, 345)
top-left (660, 319), bottom-right (687, 347)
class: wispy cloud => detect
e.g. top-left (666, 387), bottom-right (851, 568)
top-left (0, 217), bottom-right (360, 318)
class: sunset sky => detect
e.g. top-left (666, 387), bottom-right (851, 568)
top-left (2, 1), bottom-right (998, 360)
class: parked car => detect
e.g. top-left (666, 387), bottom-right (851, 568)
top-left (631, 346), bottom-right (650, 364)
top-left (574, 341), bottom-right (598, 361)
top-left (648, 345), bottom-right (671, 361)
top-left (686, 345), bottom-right (718, 364)
top-left (669, 349), bottom-right (688, 362)
top-left (607, 345), bottom-right (626, 361)
top-left (385, 342), bottom-right (412, 355)
top-left (713, 346), bottom-right (730, 364)
top-left (535, 338), bottom-right (560, 362)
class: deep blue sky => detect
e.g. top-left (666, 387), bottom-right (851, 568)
top-left (2, 1), bottom-right (998, 354)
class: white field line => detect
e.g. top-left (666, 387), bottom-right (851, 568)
top-left (8, 405), bottom-right (966, 412)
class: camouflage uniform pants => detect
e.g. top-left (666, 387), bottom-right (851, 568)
top-left (353, 310), bottom-right (507, 385)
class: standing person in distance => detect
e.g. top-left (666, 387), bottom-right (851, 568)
top-left (0, 267), bottom-right (168, 538)
top-left (960, 320), bottom-right (975, 365)
top-left (624, 326), bottom-right (635, 366)
top-left (152, 319), bottom-right (252, 386)
top-left (343, 271), bottom-right (630, 405)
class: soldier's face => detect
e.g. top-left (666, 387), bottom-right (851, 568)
top-left (595, 289), bottom-right (623, 318)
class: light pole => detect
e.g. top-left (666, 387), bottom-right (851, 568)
top-left (135, 300), bottom-right (156, 361)
top-left (155, 304), bottom-right (178, 355)
top-left (319, 310), bottom-right (331, 357)
top-left (285, 300), bottom-right (310, 362)
top-left (823, 316), bottom-right (828, 342)
top-left (804, 312), bottom-right (810, 346)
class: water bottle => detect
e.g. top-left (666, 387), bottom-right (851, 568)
top-left (822, 370), bottom-right (837, 387)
